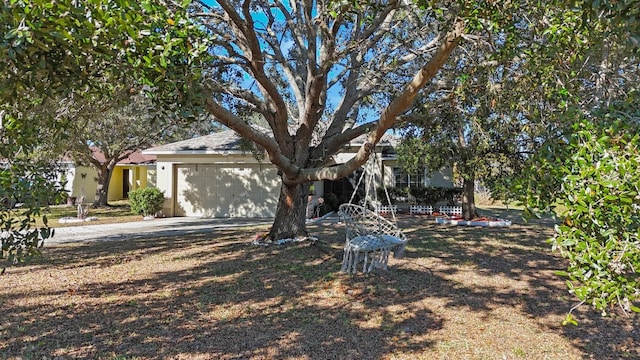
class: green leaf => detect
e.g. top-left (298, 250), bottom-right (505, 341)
top-left (562, 313), bottom-right (579, 326)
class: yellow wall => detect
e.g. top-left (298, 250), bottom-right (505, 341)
top-left (108, 167), bottom-right (124, 200)
top-left (67, 165), bottom-right (153, 203)
top-left (107, 165), bottom-right (151, 201)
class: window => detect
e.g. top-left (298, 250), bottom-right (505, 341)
top-left (393, 167), bottom-right (425, 188)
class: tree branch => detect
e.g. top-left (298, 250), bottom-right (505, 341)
top-left (293, 18), bottom-right (466, 184)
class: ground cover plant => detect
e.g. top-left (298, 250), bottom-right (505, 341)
top-left (1, 211), bottom-right (637, 359)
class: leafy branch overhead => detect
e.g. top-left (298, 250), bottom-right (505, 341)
top-left (0, 0), bottom-right (207, 266)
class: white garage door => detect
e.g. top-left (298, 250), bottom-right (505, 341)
top-left (175, 164), bottom-right (280, 218)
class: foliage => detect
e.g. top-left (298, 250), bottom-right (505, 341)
top-left (322, 193), bottom-right (340, 212)
top-left (515, 106), bottom-right (640, 321)
top-left (579, 0), bottom-right (640, 47)
top-left (375, 186), bottom-right (462, 205)
top-left (0, 0), bottom-right (207, 265)
top-left (409, 187), bottom-right (463, 206)
top-left (376, 187), bottom-right (409, 204)
top-left (0, 162), bottom-right (63, 270)
top-left (53, 90), bottom-right (215, 207)
top-left (128, 187), bottom-right (165, 217)
top-left (192, 0), bottom-right (496, 239)
top-left (555, 120), bottom-right (640, 321)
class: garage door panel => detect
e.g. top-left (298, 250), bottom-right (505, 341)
top-left (175, 164), bottom-right (279, 218)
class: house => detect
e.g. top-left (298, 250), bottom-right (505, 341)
top-left (59, 149), bottom-right (156, 203)
top-left (143, 128), bottom-right (453, 218)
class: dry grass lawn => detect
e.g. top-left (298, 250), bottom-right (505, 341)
top-left (1, 211), bottom-right (638, 359)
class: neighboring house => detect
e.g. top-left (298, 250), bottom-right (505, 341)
top-left (143, 129), bottom-right (453, 218)
top-left (59, 149), bottom-right (156, 203)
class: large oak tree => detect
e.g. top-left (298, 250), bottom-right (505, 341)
top-left (193, 0), bottom-right (528, 240)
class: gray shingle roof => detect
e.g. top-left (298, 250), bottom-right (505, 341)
top-left (143, 128), bottom-right (400, 155)
top-left (143, 129), bottom-right (245, 154)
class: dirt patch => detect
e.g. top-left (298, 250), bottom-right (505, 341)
top-left (1, 215), bottom-right (637, 359)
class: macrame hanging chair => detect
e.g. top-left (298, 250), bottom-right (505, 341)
top-left (338, 153), bottom-right (407, 273)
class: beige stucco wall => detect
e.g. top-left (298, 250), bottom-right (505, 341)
top-left (152, 150), bottom-right (453, 217)
top-left (68, 166), bottom-right (98, 201)
top-left (381, 160), bottom-right (454, 188)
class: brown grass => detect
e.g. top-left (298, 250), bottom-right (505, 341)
top-left (41, 202), bottom-right (138, 228)
top-left (1, 211), bottom-right (637, 359)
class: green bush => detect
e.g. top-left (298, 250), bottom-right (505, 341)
top-left (378, 186), bottom-right (462, 205)
top-left (518, 115), bottom-right (640, 322)
top-left (376, 186), bottom-right (409, 204)
top-left (322, 192), bottom-right (339, 212)
top-left (550, 120), bottom-right (640, 321)
top-left (128, 187), bottom-right (165, 217)
top-left (409, 186), bottom-right (462, 205)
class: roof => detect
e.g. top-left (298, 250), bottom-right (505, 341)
top-left (144, 128), bottom-right (400, 155)
top-left (91, 148), bottom-right (156, 165)
top-left (118, 150), bottom-right (157, 165)
top-left (349, 132), bottom-right (400, 148)
top-left (142, 130), bottom-right (245, 155)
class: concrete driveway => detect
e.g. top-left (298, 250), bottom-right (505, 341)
top-left (47, 217), bottom-right (274, 245)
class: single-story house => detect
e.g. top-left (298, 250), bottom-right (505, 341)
top-left (143, 129), bottom-right (452, 218)
top-left (58, 149), bottom-right (156, 203)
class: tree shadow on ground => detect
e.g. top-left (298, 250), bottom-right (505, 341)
top-left (398, 211), bottom-right (638, 359)
top-left (1, 212), bottom-right (637, 359)
top-left (2, 228), bottom-right (443, 359)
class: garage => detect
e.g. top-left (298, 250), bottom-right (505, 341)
top-left (174, 164), bottom-right (280, 218)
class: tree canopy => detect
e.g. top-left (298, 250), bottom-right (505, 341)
top-left (1, 0), bottom-right (207, 267)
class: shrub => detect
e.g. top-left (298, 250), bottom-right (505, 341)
top-left (549, 120), bottom-right (640, 322)
top-left (322, 192), bottom-right (339, 211)
top-left (376, 186), bottom-right (409, 204)
top-left (379, 186), bottom-right (462, 205)
top-left (128, 187), bottom-right (165, 217)
top-left (517, 115), bottom-right (640, 322)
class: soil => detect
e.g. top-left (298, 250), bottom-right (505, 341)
top-left (1, 214), bottom-right (637, 359)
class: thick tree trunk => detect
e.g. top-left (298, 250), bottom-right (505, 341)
top-left (93, 164), bottom-right (115, 207)
top-left (268, 182), bottom-right (309, 241)
top-left (461, 177), bottom-right (478, 220)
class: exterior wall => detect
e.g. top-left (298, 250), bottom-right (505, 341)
top-left (155, 161), bottom-right (175, 216)
top-left (108, 166), bottom-right (124, 200)
top-left (68, 166), bottom-right (98, 202)
top-left (425, 167), bottom-right (453, 187)
top-left (153, 150), bottom-right (453, 217)
top-left (63, 164), bottom-right (153, 203)
top-left (147, 166), bottom-right (157, 188)
top-left (382, 160), bottom-right (454, 188)
top-left (108, 165), bottom-right (152, 201)
top-left (381, 162), bottom-right (396, 188)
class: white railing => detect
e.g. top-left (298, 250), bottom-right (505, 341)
top-left (438, 206), bottom-right (463, 216)
top-left (375, 205), bottom-right (398, 214)
top-left (409, 205), bottom-right (433, 215)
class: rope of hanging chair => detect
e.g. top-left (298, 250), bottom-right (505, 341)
top-left (347, 152), bottom-right (398, 224)
top-left (348, 161), bottom-right (367, 205)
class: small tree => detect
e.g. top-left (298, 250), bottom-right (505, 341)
top-left (128, 188), bottom-right (165, 218)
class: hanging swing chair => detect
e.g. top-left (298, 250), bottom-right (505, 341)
top-left (338, 153), bottom-right (407, 273)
